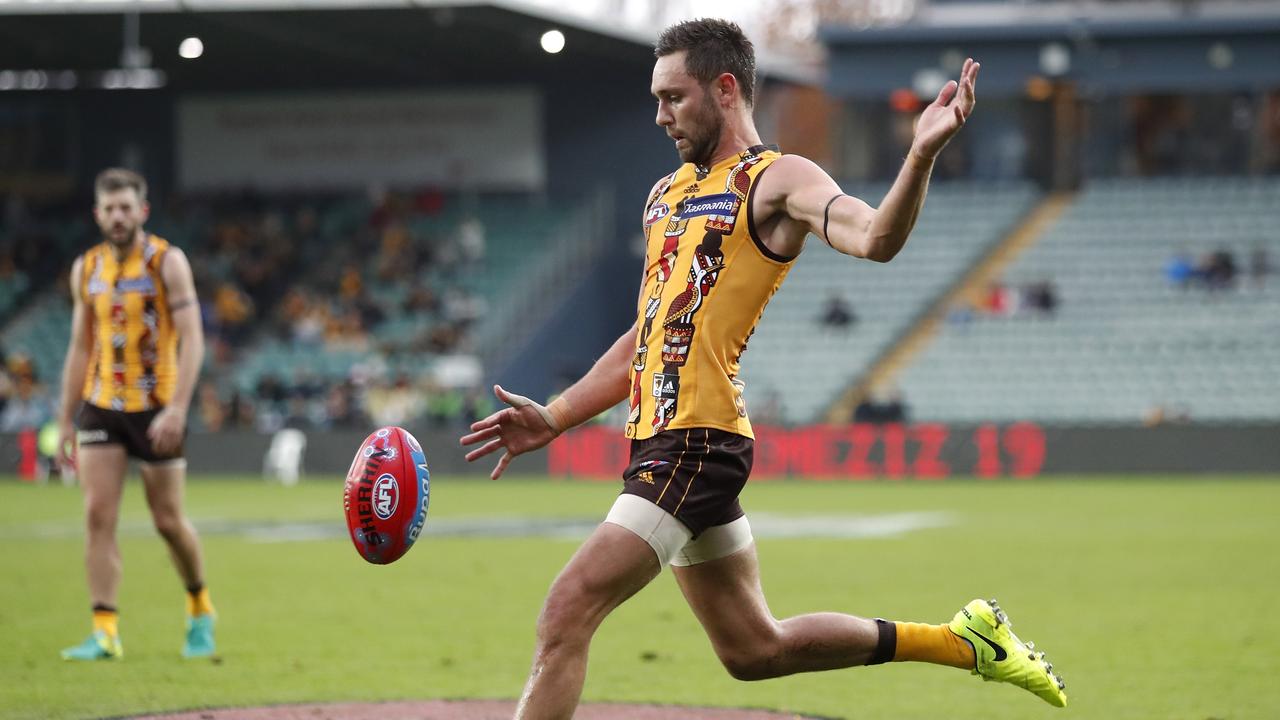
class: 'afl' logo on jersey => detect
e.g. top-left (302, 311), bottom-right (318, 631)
top-left (644, 202), bottom-right (670, 227)
top-left (373, 474), bottom-right (399, 520)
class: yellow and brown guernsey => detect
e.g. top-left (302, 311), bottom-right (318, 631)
top-left (79, 234), bottom-right (178, 412)
top-left (626, 144), bottom-right (793, 441)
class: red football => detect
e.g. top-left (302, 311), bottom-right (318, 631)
top-left (342, 427), bottom-right (431, 564)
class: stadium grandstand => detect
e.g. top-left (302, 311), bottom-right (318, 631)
top-left (3, 3), bottom-right (1279, 720)
top-left (1, 0), bottom-right (1277, 467)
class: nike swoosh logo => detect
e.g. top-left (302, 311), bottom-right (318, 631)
top-left (969, 628), bottom-right (1008, 662)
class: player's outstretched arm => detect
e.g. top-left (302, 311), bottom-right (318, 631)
top-left (460, 326), bottom-right (637, 479)
top-left (772, 58), bottom-right (980, 262)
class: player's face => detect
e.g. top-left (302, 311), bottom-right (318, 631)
top-left (94, 188), bottom-right (149, 248)
top-left (653, 52), bottom-right (723, 166)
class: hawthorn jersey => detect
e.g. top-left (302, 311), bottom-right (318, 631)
top-left (79, 234), bottom-right (178, 412)
top-left (625, 144), bottom-right (793, 441)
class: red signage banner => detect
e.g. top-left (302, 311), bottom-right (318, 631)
top-left (547, 423), bottom-right (1048, 480)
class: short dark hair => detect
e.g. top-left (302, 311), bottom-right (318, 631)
top-left (655, 18), bottom-right (757, 107)
top-left (94, 168), bottom-right (147, 202)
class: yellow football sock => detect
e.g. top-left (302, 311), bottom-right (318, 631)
top-left (893, 622), bottom-right (975, 669)
top-left (186, 588), bottom-right (216, 618)
top-left (92, 609), bottom-right (119, 638)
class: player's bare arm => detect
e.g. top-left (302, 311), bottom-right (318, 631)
top-left (753, 58), bottom-right (980, 261)
top-left (148, 247), bottom-right (204, 455)
top-left (57, 256), bottom-right (94, 468)
top-left (461, 173), bottom-right (671, 480)
top-left (460, 327), bottom-right (637, 479)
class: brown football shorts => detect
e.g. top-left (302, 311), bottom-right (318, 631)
top-left (620, 427), bottom-right (753, 538)
top-left (76, 401), bottom-right (185, 463)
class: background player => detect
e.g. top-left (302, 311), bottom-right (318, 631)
top-left (57, 168), bottom-right (216, 661)
top-left (462, 19), bottom-right (1065, 719)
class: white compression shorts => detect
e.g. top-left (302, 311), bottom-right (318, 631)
top-left (604, 493), bottom-right (754, 567)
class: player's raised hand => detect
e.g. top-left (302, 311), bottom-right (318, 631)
top-left (459, 384), bottom-right (561, 480)
top-left (912, 57), bottom-right (980, 161)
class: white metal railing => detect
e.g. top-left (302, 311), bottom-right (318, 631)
top-left (475, 188), bottom-right (615, 375)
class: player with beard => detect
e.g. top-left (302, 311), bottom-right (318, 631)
top-left (462, 19), bottom-right (1066, 718)
top-left (58, 168), bottom-right (216, 661)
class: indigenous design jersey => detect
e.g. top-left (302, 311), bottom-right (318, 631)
top-left (80, 234), bottom-right (178, 412)
top-left (626, 145), bottom-right (793, 441)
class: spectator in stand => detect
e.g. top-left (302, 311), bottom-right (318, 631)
top-left (275, 288), bottom-right (310, 341)
top-left (366, 374), bottom-right (424, 427)
top-left (352, 290), bottom-right (385, 331)
top-left (979, 280), bottom-right (1017, 316)
top-left (0, 374), bottom-right (51, 431)
top-left (0, 362), bottom-right (11, 416)
top-left (326, 308), bottom-right (370, 351)
top-left (426, 323), bottom-right (462, 353)
top-left (426, 382), bottom-right (465, 428)
top-left (324, 381), bottom-right (367, 430)
top-left (7, 352), bottom-right (36, 385)
top-left (1144, 403), bottom-right (1191, 427)
top-left (256, 374), bottom-right (288, 409)
top-left (1022, 280), bottom-right (1058, 316)
top-left (1201, 249), bottom-right (1237, 291)
top-left (225, 390), bottom-right (255, 430)
top-left (818, 291), bottom-right (857, 330)
top-left (404, 281), bottom-right (440, 316)
top-left (212, 282), bottom-right (254, 344)
top-left (338, 264), bottom-right (363, 302)
top-left (197, 383), bottom-right (226, 432)
top-left (443, 287), bottom-right (486, 329)
top-left (457, 215), bottom-right (487, 266)
top-left (293, 301), bottom-right (329, 347)
top-left (377, 221), bottom-right (415, 281)
top-left (854, 388), bottom-right (909, 425)
top-left (1164, 249), bottom-right (1198, 289)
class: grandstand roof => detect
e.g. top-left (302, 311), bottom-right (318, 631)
top-left (0, 4), bottom-right (665, 90)
top-left (0, 1), bottom-right (819, 88)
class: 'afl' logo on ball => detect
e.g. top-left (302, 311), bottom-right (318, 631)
top-left (644, 202), bottom-right (670, 227)
top-left (372, 473), bottom-right (399, 520)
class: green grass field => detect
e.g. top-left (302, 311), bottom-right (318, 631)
top-left (2, 474), bottom-right (1278, 720)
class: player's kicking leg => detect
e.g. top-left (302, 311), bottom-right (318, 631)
top-left (673, 527), bottom-right (1067, 708)
top-left (141, 460), bottom-right (216, 658)
top-left (62, 444), bottom-right (128, 661)
top-left (514, 522), bottom-right (662, 720)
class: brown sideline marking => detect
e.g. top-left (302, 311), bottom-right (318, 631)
top-left (127, 699), bottom-right (834, 719)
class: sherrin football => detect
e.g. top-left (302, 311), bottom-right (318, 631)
top-left (343, 426), bottom-right (431, 564)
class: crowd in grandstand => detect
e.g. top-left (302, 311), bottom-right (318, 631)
top-left (1165, 245), bottom-right (1270, 292)
top-left (0, 188), bottom-right (493, 434)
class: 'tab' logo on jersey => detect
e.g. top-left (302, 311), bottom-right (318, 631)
top-left (644, 202), bottom-right (671, 227)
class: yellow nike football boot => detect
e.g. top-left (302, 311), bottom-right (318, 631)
top-left (949, 598), bottom-right (1067, 707)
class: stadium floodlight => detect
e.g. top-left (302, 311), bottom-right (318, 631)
top-left (179, 37), bottom-right (204, 60)
top-left (1039, 42), bottom-right (1070, 77)
top-left (911, 67), bottom-right (947, 99)
top-left (0, 69), bottom-right (77, 91)
top-left (1207, 42), bottom-right (1233, 70)
top-left (540, 29), bottom-right (565, 54)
